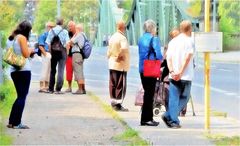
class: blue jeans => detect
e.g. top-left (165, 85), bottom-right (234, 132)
top-left (9, 71), bottom-right (31, 126)
top-left (163, 79), bottom-right (191, 125)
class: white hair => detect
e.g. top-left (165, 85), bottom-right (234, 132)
top-left (143, 19), bottom-right (157, 33)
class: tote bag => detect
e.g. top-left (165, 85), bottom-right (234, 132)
top-left (135, 85), bottom-right (144, 106)
top-left (3, 40), bottom-right (26, 69)
top-left (143, 37), bottom-right (161, 78)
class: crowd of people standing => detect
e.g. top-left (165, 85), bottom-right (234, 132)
top-left (5, 18), bottom-right (194, 129)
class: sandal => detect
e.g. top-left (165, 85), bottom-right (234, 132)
top-left (13, 123), bottom-right (30, 129)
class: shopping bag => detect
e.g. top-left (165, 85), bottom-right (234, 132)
top-left (135, 85), bottom-right (144, 106)
top-left (143, 59), bottom-right (161, 78)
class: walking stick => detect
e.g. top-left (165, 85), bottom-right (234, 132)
top-left (190, 95), bottom-right (196, 116)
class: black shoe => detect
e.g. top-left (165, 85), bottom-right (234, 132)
top-left (45, 90), bottom-right (54, 94)
top-left (112, 104), bottom-right (129, 112)
top-left (161, 115), bottom-right (171, 128)
top-left (169, 123), bottom-right (181, 129)
top-left (141, 120), bottom-right (159, 126)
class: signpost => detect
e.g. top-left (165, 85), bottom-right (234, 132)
top-left (204, 0), bottom-right (211, 131)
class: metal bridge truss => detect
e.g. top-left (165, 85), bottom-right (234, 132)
top-left (96, 0), bottom-right (198, 47)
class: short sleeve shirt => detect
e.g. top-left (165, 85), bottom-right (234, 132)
top-left (71, 33), bottom-right (85, 53)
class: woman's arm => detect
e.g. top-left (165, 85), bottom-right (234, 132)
top-left (18, 34), bottom-right (33, 58)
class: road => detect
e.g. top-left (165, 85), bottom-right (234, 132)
top-left (30, 46), bottom-right (240, 120)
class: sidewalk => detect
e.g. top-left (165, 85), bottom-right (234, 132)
top-left (197, 51), bottom-right (240, 63)
top-left (5, 82), bottom-right (240, 145)
top-left (88, 84), bottom-right (240, 145)
top-left (6, 83), bottom-right (128, 145)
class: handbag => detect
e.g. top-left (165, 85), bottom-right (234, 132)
top-left (135, 85), bottom-right (144, 106)
top-left (3, 40), bottom-right (26, 69)
top-left (143, 37), bottom-right (161, 78)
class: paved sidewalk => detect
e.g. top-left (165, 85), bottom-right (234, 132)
top-left (6, 83), bottom-right (128, 145)
top-left (88, 84), bottom-right (240, 145)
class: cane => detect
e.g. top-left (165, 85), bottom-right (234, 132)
top-left (190, 95), bottom-right (196, 116)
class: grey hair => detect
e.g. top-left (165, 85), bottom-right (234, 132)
top-left (143, 19), bottom-right (157, 33)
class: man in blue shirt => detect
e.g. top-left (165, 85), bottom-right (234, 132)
top-left (38, 22), bottom-right (54, 92)
top-left (46, 18), bottom-right (70, 94)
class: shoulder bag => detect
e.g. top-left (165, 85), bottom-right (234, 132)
top-left (143, 37), bottom-right (161, 78)
top-left (3, 39), bottom-right (26, 69)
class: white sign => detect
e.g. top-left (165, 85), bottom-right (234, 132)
top-left (193, 32), bottom-right (223, 52)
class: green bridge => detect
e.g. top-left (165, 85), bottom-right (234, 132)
top-left (95, 0), bottom-right (200, 47)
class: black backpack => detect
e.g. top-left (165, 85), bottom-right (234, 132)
top-left (50, 29), bottom-right (64, 51)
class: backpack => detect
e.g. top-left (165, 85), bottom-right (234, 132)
top-left (50, 29), bottom-right (64, 52)
top-left (81, 34), bottom-right (92, 59)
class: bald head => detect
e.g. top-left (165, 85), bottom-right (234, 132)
top-left (68, 21), bottom-right (76, 33)
top-left (117, 20), bottom-right (125, 33)
top-left (169, 28), bottom-right (180, 39)
top-left (46, 21), bottom-right (54, 31)
top-left (180, 20), bottom-right (192, 36)
top-left (76, 23), bottom-right (84, 33)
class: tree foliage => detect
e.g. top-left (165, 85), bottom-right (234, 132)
top-left (33, 0), bottom-right (57, 34)
top-left (186, 0), bottom-right (202, 18)
top-left (0, 0), bottom-right (24, 47)
top-left (61, 0), bottom-right (99, 38)
top-left (33, 0), bottom-right (99, 39)
top-left (218, 0), bottom-right (240, 50)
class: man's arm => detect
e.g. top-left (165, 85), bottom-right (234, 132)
top-left (117, 37), bottom-right (129, 62)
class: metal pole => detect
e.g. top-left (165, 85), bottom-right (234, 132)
top-left (204, 0), bottom-right (211, 131)
top-left (0, 34), bottom-right (3, 84)
top-left (57, 0), bottom-right (61, 17)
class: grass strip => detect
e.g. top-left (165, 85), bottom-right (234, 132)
top-left (88, 91), bottom-right (149, 146)
top-left (0, 80), bottom-right (15, 145)
top-left (206, 134), bottom-right (240, 146)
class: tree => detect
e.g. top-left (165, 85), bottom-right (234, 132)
top-left (0, 0), bottom-right (24, 47)
top-left (61, 0), bottom-right (99, 38)
top-left (218, 0), bottom-right (240, 50)
top-left (0, 0), bottom-right (24, 76)
top-left (186, 0), bottom-right (202, 18)
top-left (33, 0), bottom-right (57, 34)
top-left (33, 0), bottom-right (99, 40)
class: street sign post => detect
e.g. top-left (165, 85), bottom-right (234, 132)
top-left (204, 0), bottom-right (211, 131)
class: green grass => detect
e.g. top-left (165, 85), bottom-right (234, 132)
top-left (113, 129), bottom-right (149, 146)
top-left (211, 110), bottom-right (227, 118)
top-left (88, 92), bottom-right (149, 146)
top-left (206, 134), bottom-right (240, 146)
top-left (0, 80), bottom-right (15, 145)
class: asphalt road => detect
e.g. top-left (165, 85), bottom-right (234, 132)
top-left (29, 46), bottom-right (240, 120)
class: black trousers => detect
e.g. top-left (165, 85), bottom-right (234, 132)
top-left (9, 71), bottom-right (31, 126)
top-left (49, 51), bottom-right (67, 92)
top-left (140, 73), bottom-right (157, 122)
top-left (109, 69), bottom-right (127, 101)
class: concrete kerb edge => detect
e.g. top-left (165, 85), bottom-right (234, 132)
top-left (86, 91), bottom-right (151, 144)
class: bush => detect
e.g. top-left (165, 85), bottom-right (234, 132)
top-left (0, 80), bottom-right (15, 145)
